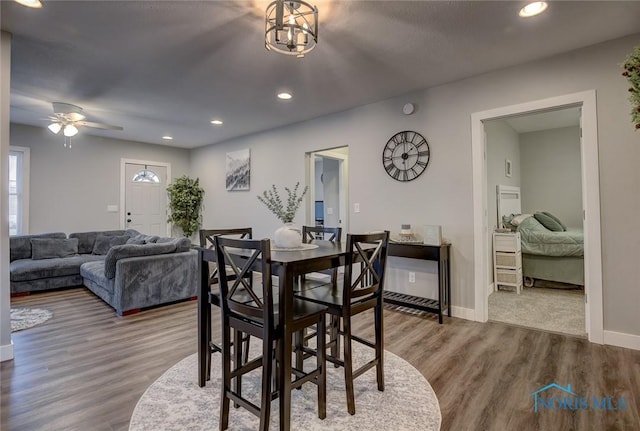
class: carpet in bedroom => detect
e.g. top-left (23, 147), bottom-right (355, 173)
top-left (489, 287), bottom-right (586, 337)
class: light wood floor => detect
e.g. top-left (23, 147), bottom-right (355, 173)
top-left (2, 288), bottom-right (639, 431)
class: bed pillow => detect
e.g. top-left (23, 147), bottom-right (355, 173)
top-left (542, 211), bottom-right (567, 231)
top-left (31, 238), bottom-right (79, 260)
top-left (534, 212), bottom-right (565, 232)
top-left (511, 214), bottom-right (532, 226)
top-left (92, 235), bottom-right (130, 255)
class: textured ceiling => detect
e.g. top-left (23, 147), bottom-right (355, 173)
top-left (2, 1), bottom-right (640, 149)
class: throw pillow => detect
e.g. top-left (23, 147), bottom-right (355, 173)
top-left (92, 235), bottom-right (129, 255)
top-left (31, 238), bottom-right (79, 260)
top-left (534, 212), bottom-right (564, 232)
top-left (542, 211), bottom-right (567, 231)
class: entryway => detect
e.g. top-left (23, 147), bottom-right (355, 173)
top-left (471, 90), bottom-right (604, 344)
top-left (484, 107), bottom-right (586, 337)
top-left (120, 159), bottom-right (171, 236)
top-left (306, 147), bottom-right (349, 239)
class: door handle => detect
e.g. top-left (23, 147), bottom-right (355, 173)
top-left (127, 219), bottom-right (132, 223)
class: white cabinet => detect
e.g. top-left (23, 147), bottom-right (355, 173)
top-left (493, 231), bottom-right (523, 294)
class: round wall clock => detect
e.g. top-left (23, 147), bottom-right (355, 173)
top-left (382, 130), bottom-right (430, 182)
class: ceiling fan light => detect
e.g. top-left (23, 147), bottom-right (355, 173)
top-left (47, 123), bottom-right (62, 134)
top-left (63, 124), bottom-right (78, 137)
top-left (15, 0), bottom-right (42, 9)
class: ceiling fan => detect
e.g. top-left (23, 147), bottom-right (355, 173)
top-left (46, 102), bottom-right (123, 146)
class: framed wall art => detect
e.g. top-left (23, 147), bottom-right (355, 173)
top-left (226, 148), bottom-right (250, 191)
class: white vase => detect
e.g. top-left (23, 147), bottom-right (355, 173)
top-left (274, 223), bottom-right (302, 248)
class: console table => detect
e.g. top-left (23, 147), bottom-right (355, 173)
top-left (384, 242), bottom-right (451, 324)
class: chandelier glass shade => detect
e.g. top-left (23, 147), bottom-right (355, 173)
top-left (265, 0), bottom-right (318, 58)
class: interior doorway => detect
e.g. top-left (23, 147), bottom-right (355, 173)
top-left (306, 147), bottom-right (349, 239)
top-left (485, 107), bottom-right (586, 337)
top-left (471, 90), bottom-right (604, 344)
top-left (120, 159), bottom-right (171, 236)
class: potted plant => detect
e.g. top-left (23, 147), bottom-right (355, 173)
top-left (166, 175), bottom-right (205, 238)
top-left (257, 182), bottom-right (308, 248)
top-left (622, 45), bottom-right (640, 130)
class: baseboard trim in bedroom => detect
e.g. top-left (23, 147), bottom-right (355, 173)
top-left (603, 330), bottom-right (640, 351)
top-left (1, 341), bottom-right (14, 362)
top-left (451, 306), bottom-right (475, 321)
top-left (487, 283), bottom-right (495, 298)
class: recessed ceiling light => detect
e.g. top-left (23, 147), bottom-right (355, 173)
top-left (162, 135), bottom-right (173, 140)
top-left (277, 92), bottom-right (293, 100)
top-left (15, 0), bottom-right (42, 8)
top-left (211, 119), bottom-right (223, 125)
top-left (519, 2), bottom-right (548, 18)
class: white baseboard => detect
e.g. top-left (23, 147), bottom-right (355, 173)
top-left (451, 306), bottom-right (475, 321)
top-left (0, 341), bottom-right (14, 362)
top-left (487, 282), bottom-right (495, 297)
top-left (603, 330), bottom-right (640, 351)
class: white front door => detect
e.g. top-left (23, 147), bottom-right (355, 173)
top-left (124, 163), bottom-right (168, 236)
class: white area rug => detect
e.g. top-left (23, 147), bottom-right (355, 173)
top-left (130, 342), bottom-right (441, 431)
top-left (489, 287), bottom-right (585, 336)
top-left (10, 307), bottom-right (53, 332)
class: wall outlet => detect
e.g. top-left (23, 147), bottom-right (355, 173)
top-left (409, 272), bottom-right (415, 283)
top-left (354, 203), bottom-right (360, 213)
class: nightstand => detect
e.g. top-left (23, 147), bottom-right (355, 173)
top-left (493, 231), bottom-right (523, 294)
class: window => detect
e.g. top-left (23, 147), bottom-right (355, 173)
top-left (132, 168), bottom-right (160, 183)
top-left (9, 146), bottom-right (30, 235)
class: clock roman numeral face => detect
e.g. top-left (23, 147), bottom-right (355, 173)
top-left (381, 130), bottom-right (430, 182)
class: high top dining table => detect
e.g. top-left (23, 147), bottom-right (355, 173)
top-left (197, 239), bottom-right (364, 431)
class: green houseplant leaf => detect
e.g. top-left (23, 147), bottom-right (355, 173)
top-left (166, 175), bottom-right (205, 238)
top-left (622, 45), bottom-right (640, 131)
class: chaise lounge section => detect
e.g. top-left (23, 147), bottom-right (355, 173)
top-left (80, 238), bottom-right (197, 316)
top-left (10, 230), bottom-right (198, 316)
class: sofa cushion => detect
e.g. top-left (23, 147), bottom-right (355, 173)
top-left (10, 254), bottom-right (104, 282)
top-left (31, 238), bottom-right (79, 260)
top-left (156, 237), bottom-right (191, 252)
top-left (103, 242), bottom-right (177, 279)
top-left (69, 230), bottom-right (129, 254)
top-left (92, 235), bottom-right (130, 255)
top-left (80, 261), bottom-right (114, 293)
top-left (10, 232), bottom-right (66, 261)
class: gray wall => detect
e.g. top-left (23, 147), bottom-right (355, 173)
top-left (322, 158), bottom-right (340, 228)
top-left (486, 120), bottom-right (521, 231)
top-left (191, 34), bottom-right (640, 336)
top-left (521, 126), bottom-right (583, 228)
top-left (10, 124), bottom-right (190, 234)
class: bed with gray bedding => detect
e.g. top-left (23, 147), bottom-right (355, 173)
top-left (506, 214), bottom-right (585, 287)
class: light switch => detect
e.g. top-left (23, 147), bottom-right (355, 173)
top-left (327, 207), bottom-right (333, 215)
top-left (107, 205), bottom-right (119, 213)
top-left (354, 203), bottom-right (360, 213)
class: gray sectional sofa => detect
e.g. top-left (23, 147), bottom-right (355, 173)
top-left (10, 229), bottom-right (198, 316)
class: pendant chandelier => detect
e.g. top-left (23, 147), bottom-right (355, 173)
top-left (265, 0), bottom-right (318, 58)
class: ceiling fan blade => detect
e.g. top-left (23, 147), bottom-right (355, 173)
top-left (52, 102), bottom-right (83, 115)
top-left (76, 120), bottom-right (123, 131)
top-left (66, 112), bottom-right (86, 122)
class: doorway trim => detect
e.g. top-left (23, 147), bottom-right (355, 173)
top-left (120, 158), bottom-right (172, 236)
top-left (471, 90), bottom-right (603, 344)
